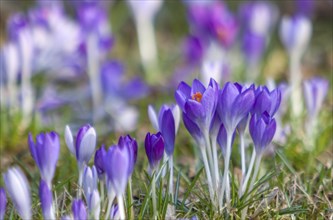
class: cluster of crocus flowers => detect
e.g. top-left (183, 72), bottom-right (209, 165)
top-left (175, 78), bottom-right (280, 210)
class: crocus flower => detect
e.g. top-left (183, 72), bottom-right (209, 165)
top-left (39, 180), bottom-right (55, 219)
top-left (175, 78), bottom-right (219, 135)
top-left (94, 145), bottom-right (107, 179)
top-left (183, 35), bottom-right (205, 65)
top-left (28, 131), bottom-right (60, 187)
top-left (217, 124), bottom-right (235, 156)
top-left (303, 77), bottom-right (329, 120)
top-left (82, 166), bottom-right (98, 200)
top-left (88, 189), bottom-right (100, 219)
top-left (252, 86), bottom-right (281, 117)
top-left (72, 199), bottom-right (87, 220)
top-left (0, 188), bottom-right (6, 219)
top-left (249, 112), bottom-right (277, 154)
top-left (145, 132), bottom-right (165, 171)
top-left (65, 124), bottom-right (97, 169)
top-left (217, 82), bottom-right (255, 134)
top-left (3, 167), bottom-right (31, 219)
top-left (280, 15), bottom-right (312, 57)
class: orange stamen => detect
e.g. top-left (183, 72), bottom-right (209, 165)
top-left (192, 92), bottom-right (203, 102)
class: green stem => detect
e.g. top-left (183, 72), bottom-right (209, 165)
top-left (152, 173), bottom-right (157, 219)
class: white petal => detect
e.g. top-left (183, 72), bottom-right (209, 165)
top-left (79, 127), bottom-right (97, 164)
top-left (65, 125), bottom-right (75, 155)
top-left (89, 190), bottom-right (100, 219)
top-left (148, 105), bottom-right (159, 131)
top-left (172, 105), bottom-right (181, 134)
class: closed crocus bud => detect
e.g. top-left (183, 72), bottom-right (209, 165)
top-left (65, 124), bottom-right (97, 168)
top-left (94, 145), bottom-right (106, 179)
top-left (145, 132), bottom-right (165, 171)
top-left (217, 82), bottom-right (255, 134)
top-left (118, 135), bottom-right (138, 175)
top-left (253, 86), bottom-right (281, 117)
top-left (39, 180), bottom-right (55, 220)
top-left (249, 112), bottom-right (276, 154)
top-left (280, 15), bottom-right (312, 57)
top-left (0, 188), bottom-right (6, 219)
top-left (303, 77), bottom-right (329, 120)
top-left (217, 124), bottom-right (235, 156)
top-left (72, 199), bottom-right (87, 220)
top-left (175, 78), bottom-right (219, 134)
top-left (103, 144), bottom-right (130, 195)
top-left (82, 166), bottom-right (98, 199)
top-left (88, 189), bottom-right (100, 219)
top-left (3, 167), bottom-right (31, 219)
top-left (28, 131), bottom-right (60, 187)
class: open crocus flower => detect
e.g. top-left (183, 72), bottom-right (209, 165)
top-left (3, 167), bottom-right (31, 219)
top-left (28, 131), bottom-right (60, 187)
top-left (39, 180), bottom-right (55, 220)
top-left (250, 112), bottom-right (277, 155)
top-left (0, 188), bottom-right (6, 219)
top-left (65, 124), bottom-right (97, 169)
top-left (175, 78), bottom-right (219, 136)
top-left (253, 86), bottom-right (281, 117)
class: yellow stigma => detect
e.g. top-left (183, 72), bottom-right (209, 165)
top-left (192, 92), bottom-right (203, 102)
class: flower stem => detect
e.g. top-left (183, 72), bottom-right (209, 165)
top-left (241, 149), bottom-right (256, 196)
top-left (204, 131), bottom-right (217, 189)
top-left (152, 173), bottom-right (157, 219)
top-left (200, 146), bottom-right (214, 202)
top-left (239, 132), bottom-right (246, 178)
top-left (128, 177), bottom-right (134, 220)
top-left (169, 156), bottom-right (174, 201)
top-left (220, 133), bottom-right (232, 208)
top-left (117, 194), bottom-right (126, 220)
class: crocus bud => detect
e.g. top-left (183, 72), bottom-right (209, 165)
top-left (65, 124), bottom-right (97, 168)
top-left (28, 131), bottom-right (60, 187)
top-left (0, 188), bottom-right (6, 220)
top-left (217, 82), bottom-right (255, 134)
top-left (82, 166), bottom-right (98, 199)
top-left (94, 145), bottom-right (106, 179)
top-left (280, 15), bottom-right (312, 57)
top-left (3, 167), bottom-right (31, 219)
top-left (249, 112), bottom-right (276, 154)
top-left (145, 132), bottom-right (165, 171)
top-left (303, 77), bottom-right (329, 120)
top-left (217, 124), bottom-right (235, 156)
top-left (118, 135), bottom-right (138, 175)
top-left (88, 190), bottom-right (100, 219)
top-left (103, 144), bottom-right (130, 196)
top-left (253, 86), bottom-right (281, 117)
top-left (39, 180), bottom-right (55, 220)
top-left (72, 199), bottom-right (87, 220)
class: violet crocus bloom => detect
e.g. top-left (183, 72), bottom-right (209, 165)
top-left (3, 167), bottom-right (31, 219)
top-left (217, 82), bottom-right (255, 134)
top-left (175, 78), bottom-right (219, 135)
top-left (303, 77), bottom-right (329, 120)
top-left (72, 199), bottom-right (87, 220)
top-left (145, 132), bottom-right (165, 171)
top-left (183, 35), bottom-right (205, 65)
top-left (249, 112), bottom-right (277, 154)
top-left (118, 135), bottom-right (138, 175)
top-left (280, 15), bottom-right (312, 57)
top-left (217, 124), bottom-right (235, 156)
top-left (82, 165), bottom-right (98, 200)
top-left (94, 145), bottom-right (107, 179)
top-left (252, 86), bottom-right (281, 117)
top-left (88, 189), bottom-right (100, 219)
top-left (39, 180), bottom-right (55, 219)
top-left (103, 144), bottom-right (130, 195)
top-left (28, 131), bottom-right (60, 187)
top-left (65, 124), bottom-right (97, 168)
top-left (0, 188), bottom-right (6, 219)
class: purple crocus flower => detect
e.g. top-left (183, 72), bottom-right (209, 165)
top-left (3, 167), bottom-right (31, 219)
top-left (39, 180), bottom-right (55, 219)
top-left (0, 188), bottom-right (6, 219)
top-left (303, 77), bottom-right (329, 120)
top-left (82, 165), bottom-right (98, 200)
top-left (94, 145), bottom-right (107, 179)
top-left (249, 112), bottom-right (277, 154)
top-left (183, 35), bottom-right (205, 65)
top-left (175, 78), bottom-right (219, 134)
top-left (217, 82), bottom-right (255, 134)
top-left (118, 135), bottom-right (138, 175)
top-left (217, 124), bottom-right (235, 156)
top-left (103, 144), bottom-right (130, 195)
top-left (65, 124), bottom-right (97, 168)
top-left (28, 131), bottom-right (60, 187)
top-left (252, 86), bottom-right (281, 117)
top-left (145, 132), bottom-right (165, 171)
top-left (72, 199), bottom-right (87, 220)
top-left (242, 32), bottom-right (266, 65)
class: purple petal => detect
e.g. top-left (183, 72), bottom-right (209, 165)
top-left (191, 79), bottom-right (206, 95)
top-left (175, 81), bottom-right (191, 110)
top-left (72, 199), bottom-right (87, 220)
top-left (161, 109), bottom-right (175, 156)
top-left (0, 188), bottom-right (6, 220)
top-left (39, 180), bottom-right (54, 219)
top-left (183, 112), bottom-right (203, 145)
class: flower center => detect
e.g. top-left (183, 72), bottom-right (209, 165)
top-left (192, 92), bottom-right (203, 102)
